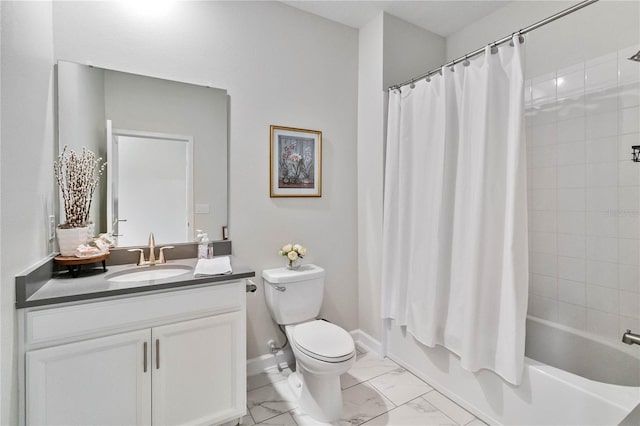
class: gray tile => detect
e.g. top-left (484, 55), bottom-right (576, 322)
top-left (464, 419), bottom-right (488, 426)
top-left (289, 408), bottom-right (347, 426)
top-left (255, 412), bottom-right (297, 426)
top-left (244, 413), bottom-right (257, 426)
top-left (341, 382), bottom-right (396, 425)
top-left (248, 366), bottom-right (293, 391)
top-left (245, 356), bottom-right (481, 426)
top-left (368, 368), bottom-right (433, 406)
top-left (340, 352), bottom-right (399, 389)
top-left (422, 391), bottom-right (475, 426)
top-left (247, 380), bottom-right (298, 424)
top-left (355, 344), bottom-right (369, 356)
top-left (361, 397), bottom-right (456, 426)
top-left (220, 413), bottom-right (255, 426)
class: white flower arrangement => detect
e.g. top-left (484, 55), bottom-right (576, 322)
top-left (279, 243), bottom-right (306, 268)
top-left (54, 145), bottom-right (106, 229)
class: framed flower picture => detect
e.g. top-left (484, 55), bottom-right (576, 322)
top-left (270, 125), bottom-right (322, 197)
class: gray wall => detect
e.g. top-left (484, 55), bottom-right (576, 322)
top-left (1, 2), bottom-right (56, 424)
top-left (52, 0), bottom-right (359, 360)
top-left (357, 13), bottom-right (385, 344)
top-left (357, 13), bottom-right (446, 342)
top-left (383, 13), bottom-right (446, 90)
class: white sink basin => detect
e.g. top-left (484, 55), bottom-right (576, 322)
top-left (106, 265), bottom-right (192, 283)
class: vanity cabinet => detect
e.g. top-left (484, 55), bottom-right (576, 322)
top-left (20, 281), bottom-right (246, 426)
top-left (27, 329), bottom-right (151, 425)
top-left (152, 312), bottom-right (244, 425)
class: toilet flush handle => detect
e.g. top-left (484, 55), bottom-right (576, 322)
top-left (274, 285), bottom-right (286, 292)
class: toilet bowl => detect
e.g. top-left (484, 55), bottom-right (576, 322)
top-left (262, 265), bottom-right (356, 422)
top-left (286, 320), bottom-right (356, 421)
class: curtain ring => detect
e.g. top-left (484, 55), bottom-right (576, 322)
top-left (463, 55), bottom-right (470, 67)
top-left (410, 81), bottom-right (416, 89)
top-left (491, 43), bottom-right (498, 54)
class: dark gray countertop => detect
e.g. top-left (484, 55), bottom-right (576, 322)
top-left (16, 256), bottom-right (255, 308)
top-left (620, 402), bottom-right (640, 426)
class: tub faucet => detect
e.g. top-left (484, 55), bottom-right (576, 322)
top-left (622, 329), bottom-right (640, 345)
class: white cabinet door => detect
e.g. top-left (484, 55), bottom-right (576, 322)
top-left (26, 329), bottom-right (152, 426)
top-left (152, 312), bottom-right (245, 426)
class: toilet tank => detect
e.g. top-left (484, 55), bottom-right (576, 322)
top-left (262, 264), bottom-right (325, 325)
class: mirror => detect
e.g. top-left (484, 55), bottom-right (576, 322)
top-left (57, 60), bottom-right (228, 247)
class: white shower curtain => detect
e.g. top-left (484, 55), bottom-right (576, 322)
top-left (382, 38), bottom-right (529, 385)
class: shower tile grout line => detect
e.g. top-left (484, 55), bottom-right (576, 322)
top-left (614, 48), bottom-right (623, 337)
top-left (554, 65), bottom-right (561, 324)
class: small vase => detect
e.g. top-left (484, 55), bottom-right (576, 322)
top-left (287, 259), bottom-right (301, 270)
top-left (56, 226), bottom-right (89, 256)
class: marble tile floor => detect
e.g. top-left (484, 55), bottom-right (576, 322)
top-left (240, 347), bottom-right (487, 426)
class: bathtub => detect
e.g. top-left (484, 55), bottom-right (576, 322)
top-left (385, 316), bottom-right (640, 425)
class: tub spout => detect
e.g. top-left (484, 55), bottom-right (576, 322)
top-left (622, 329), bottom-right (640, 345)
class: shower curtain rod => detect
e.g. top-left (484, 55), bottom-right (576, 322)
top-left (389, 0), bottom-right (600, 90)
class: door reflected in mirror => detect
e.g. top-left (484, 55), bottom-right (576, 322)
top-left (57, 60), bottom-right (228, 247)
top-left (108, 126), bottom-right (193, 247)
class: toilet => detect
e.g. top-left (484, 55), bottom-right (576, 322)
top-left (262, 264), bottom-right (356, 422)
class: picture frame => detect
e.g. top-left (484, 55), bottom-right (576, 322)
top-left (270, 125), bottom-right (322, 197)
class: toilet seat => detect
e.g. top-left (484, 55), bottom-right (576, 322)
top-left (292, 320), bottom-right (355, 363)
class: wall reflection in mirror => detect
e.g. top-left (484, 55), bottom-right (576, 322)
top-left (57, 60), bottom-right (228, 247)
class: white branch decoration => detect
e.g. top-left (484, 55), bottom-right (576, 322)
top-left (54, 146), bottom-right (107, 229)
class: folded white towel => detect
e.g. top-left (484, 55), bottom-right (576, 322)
top-left (194, 257), bottom-right (232, 277)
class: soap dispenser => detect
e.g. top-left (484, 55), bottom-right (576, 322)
top-left (198, 233), bottom-right (210, 259)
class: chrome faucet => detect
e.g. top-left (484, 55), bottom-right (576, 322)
top-left (128, 233), bottom-right (174, 266)
top-left (622, 330), bottom-right (640, 345)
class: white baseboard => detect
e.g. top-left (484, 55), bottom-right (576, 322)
top-left (349, 329), bottom-right (383, 355)
top-left (246, 349), bottom-right (295, 377)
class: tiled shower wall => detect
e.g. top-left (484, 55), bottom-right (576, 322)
top-left (526, 44), bottom-right (640, 342)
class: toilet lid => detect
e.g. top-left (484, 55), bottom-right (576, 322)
top-left (292, 320), bottom-right (355, 362)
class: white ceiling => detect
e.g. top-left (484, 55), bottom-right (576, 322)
top-left (282, 1), bottom-right (509, 37)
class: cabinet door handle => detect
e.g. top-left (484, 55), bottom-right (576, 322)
top-left (143, 341), bottom-right (148, 373)
top-left (156, 339), bottom-right (160, 369)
